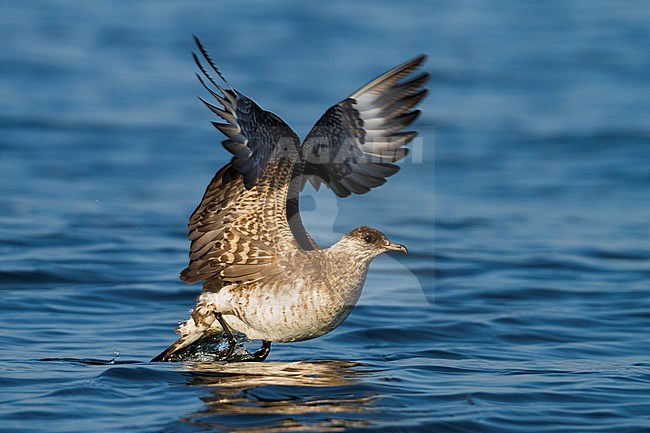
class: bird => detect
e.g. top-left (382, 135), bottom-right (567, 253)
top-left (152, 36), bottom-right (428, 362)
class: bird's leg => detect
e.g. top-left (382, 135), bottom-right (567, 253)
top-left (214, 312), bottom-right (236, 360)
top-left (253, 340), bottom-right (271, 361)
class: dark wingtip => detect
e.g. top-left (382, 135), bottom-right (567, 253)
top-left (151, 345), bottom-right (174, 362)
top-left (401, 54), bottom-right (428, 69)
top-left (150, 353), bottom-right (166, 362)
top-left (192, 34), bottom-right (203, 50)
top-left (191, 35), bottom-right (234, 91)
top-left (191, 51), bottom-right (201, 67)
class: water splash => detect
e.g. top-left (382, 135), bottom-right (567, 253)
top-left (165, 332), bottom-right (256, 363)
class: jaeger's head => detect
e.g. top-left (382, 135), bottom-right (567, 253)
top-left (336, 226), bottom-right (407, 262)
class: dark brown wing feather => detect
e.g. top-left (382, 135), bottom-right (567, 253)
top-left (193, 35), bottom-right (300, 189)
top-left (180, 160), bottom-right (301, 286)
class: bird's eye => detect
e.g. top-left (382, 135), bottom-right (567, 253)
top-left (364, 235), bottom-right (374, 244)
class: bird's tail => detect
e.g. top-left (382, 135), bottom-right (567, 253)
top-left (151, 333), bottom-right (203, 362)
top-left (151, 301), bottom-right (222, 362)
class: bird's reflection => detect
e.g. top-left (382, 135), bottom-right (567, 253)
top-left (179, 360), bottom-right (376, 432)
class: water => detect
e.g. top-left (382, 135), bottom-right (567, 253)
top-left (1, 1), bottom-right (649, 432)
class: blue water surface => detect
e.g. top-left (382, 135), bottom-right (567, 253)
top-left (1, 1), bottom-right (649, 432)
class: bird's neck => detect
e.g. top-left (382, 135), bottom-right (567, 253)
top-left (325, 239), bottom-right (373, 283)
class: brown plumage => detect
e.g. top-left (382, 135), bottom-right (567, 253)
top-left (152, 37), bottom-right (427, 362)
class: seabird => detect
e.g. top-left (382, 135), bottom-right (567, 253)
top-left (152, 37), bottom-right (428, 362)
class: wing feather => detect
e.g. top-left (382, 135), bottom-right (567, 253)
top-left (193, 37), bottom-right (300, 189)
top-left (180, 163), bottom-right (294, 286)
top-left (301, 55), bottom-right (429, 198)
top-left (182, 39), bottom-right (314, 287)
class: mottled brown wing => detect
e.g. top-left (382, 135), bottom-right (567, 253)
top-left (180, 163), bottom-right (297, 286)
top-left (180, 37), bottom-right (305, 287)
top-left (301, 55), bottom-right (429, 197)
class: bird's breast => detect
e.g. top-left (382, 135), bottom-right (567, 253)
top-left (220, 273), bottom-right (367, 342)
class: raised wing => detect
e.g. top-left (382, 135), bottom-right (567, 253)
top-left (193, 35), bottom-right (299, 189)
top-left (180, 163), bottom-right (291, 286)
top-left (301, 55), bottom-right (428, 197)
top-left (181, 38), bottom-right (304, 286)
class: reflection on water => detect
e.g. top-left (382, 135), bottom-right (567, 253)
top-left (179, 361), bottom-right (374, 432)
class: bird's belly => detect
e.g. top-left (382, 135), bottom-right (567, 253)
top-left (212, 279), bottom-right (364, 342)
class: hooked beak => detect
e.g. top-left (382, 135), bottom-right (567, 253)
top-left (385, 241), bottom-right (408, 254)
